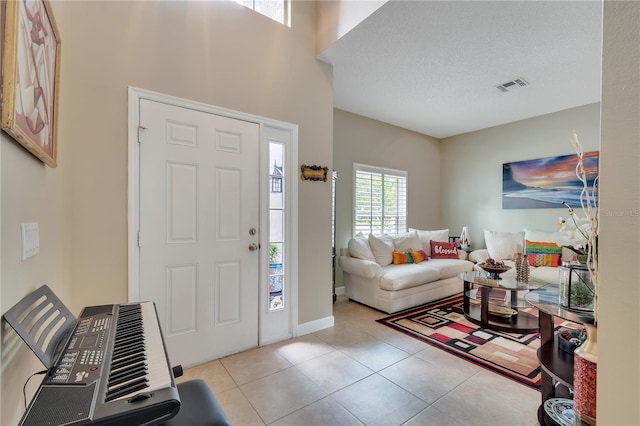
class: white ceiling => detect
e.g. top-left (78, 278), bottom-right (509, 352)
top-left (318, 0), bottom-right (603, 139)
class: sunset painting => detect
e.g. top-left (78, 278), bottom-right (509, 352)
top-left (503, 151), bottom-right (599, 209)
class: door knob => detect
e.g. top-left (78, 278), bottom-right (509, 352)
top-left (249, 243), bottom-right (258, 251)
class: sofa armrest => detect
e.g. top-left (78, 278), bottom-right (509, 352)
top-left (468, 249), bottom-right (489, 263)
top-left (339, 256), bottom-right (382, 280)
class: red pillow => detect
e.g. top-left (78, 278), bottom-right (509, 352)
top-left (430, 240), bottom-right (459, 259)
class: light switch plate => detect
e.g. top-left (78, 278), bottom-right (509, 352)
top-left (21, 223), bottom-right (40, 261)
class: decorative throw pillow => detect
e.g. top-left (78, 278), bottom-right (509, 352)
top-left (525, 240), bottom-right (562, 267)
top-left (410, 228), bottom-right (449, 257)
top-left (368, 233), bottom-right (394, 266)
top-left (392, 250), bottom-right (414, 265)
top-left (409, 249), bottom-right (428, 263)
top-left (347, 232), bottom-right (375, 261)
top-left (392, 230), bottom-right (422, 252)
top-left (524, 228), bottom-right (572, 247)
top-left (484, 230), bottom-right (525, 260)
top-left (429, 240), bottom-right (459, 259)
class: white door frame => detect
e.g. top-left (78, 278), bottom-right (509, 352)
top-left (127, 86), bottom-right (299, 345)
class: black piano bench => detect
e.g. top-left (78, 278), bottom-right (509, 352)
top-left (161, 379), bottom-right (231, 426)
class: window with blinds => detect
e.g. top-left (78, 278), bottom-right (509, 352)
top-left (353, 163), bottom-right (407, 236)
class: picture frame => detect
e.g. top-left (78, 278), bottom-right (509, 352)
top-left (502, 151), bottom-right (599, 209)
top-left (300, 164), bottom-right (329, 182)
top-left (1, 0), bottom-right (61, 167)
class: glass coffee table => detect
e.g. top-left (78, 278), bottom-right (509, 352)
top-left (459, 271), bottom-right (547, 334)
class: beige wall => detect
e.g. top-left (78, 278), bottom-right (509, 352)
top-left (440, 103), bottom-right (600, 248)
top-left (598, 1), bottom-right (640, 424)
top-left (333, 108), bottom-right (441, 286)
top-left (316, 0), bottom-right (387, 54)
top-left (1, 1), bottom-right (71, 423)
top-left (1, 1), bottom-right (333, 424)
top-left (62, 0), bottom-right (333, 322)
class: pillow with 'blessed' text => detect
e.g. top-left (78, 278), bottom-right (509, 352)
top-left (429, 240), bottom-right (459, 259)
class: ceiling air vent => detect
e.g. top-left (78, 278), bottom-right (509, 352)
top-left (496, 77), bottom-right (529, 93)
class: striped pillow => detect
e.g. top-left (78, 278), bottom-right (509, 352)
top-left (392, 250), bottom-right (414, 264)
top-left (410, 249), bottom-right (428, 264)
top-left (525, 240), bottom-right (562, 267)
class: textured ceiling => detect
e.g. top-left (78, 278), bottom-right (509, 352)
top-left (318, 0), bottom-right (603, 139)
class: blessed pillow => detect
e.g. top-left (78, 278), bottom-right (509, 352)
top-left (410, 228), bottom-right (449, 257)
top-left (484, 230), bottom-right (524, 260)
top-left (392, 230), bottom-right (422, 252)
top-left (410, 249), bottom-right (428, 263)
top-left (347, 232), bottom-right (375, 261)
top-left (392, 250), bottom-right (414, 265)
top-left (430, 240), bottom-right (459, 259)
top-left (368, 233), bottom-right (394, 266)
top-left (525, 240), bottom-right (562, 267)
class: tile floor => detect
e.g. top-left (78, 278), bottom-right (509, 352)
top-left (178, 296), bottom-right (541, 425)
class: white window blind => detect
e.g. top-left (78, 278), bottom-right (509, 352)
top-left (353, 163), bottom-right (407, 236)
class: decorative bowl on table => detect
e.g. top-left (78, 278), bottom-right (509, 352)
top-left (478, 260), bottom-right (512, 279)
top-left (556, 328), bottom-right (586, 353)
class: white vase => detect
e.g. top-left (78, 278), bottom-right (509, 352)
top-left (459, 226), bottom-right (470, 249)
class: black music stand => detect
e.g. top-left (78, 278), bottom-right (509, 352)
top-left (3, 285), bottom-right (76, 369)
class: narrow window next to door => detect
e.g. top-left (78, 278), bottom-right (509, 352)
top-left (269, 142), bottom-right (285, 311)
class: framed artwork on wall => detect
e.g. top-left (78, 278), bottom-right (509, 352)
top-left (503, 151), bottom-right (599, 209)
top-left (1, 0), bottom-right (61, 167)
top-left (300, 164), bottom-right (329, 182)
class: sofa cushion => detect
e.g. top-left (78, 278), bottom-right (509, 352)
top-left (530, 266), bottom-right (561, 284)
top-left (410, 228), bottom-right (449, 257)
top-left (393, 230), bottom-right (422, 252)
top-left (430, 240), bottom-right (459, 259)
top-left (469, 249), bottom-right (489, 263)
top-left (427, 258), bottom-right (474, 278)
top-left (379, 264), bottom-right (441, 291)
top-left (484, 230), bottom-right (524, 260)
top-left (348, 232), bottom-right (375, 261)
top-left (368, 233), bottom-right (394, 266)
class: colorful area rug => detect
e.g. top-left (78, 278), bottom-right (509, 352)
top-left (376, 294), bottom-right (544, 390)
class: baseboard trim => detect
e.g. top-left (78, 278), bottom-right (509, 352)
top-left (296, 315), bottom-right (334, 336)
top-left (335, 285), bottom-right (345, 295)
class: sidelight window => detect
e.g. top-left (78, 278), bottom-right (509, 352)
top-left (269, 142), bottom-right (285, 311)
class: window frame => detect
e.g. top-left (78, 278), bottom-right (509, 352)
top-left (235, 0), bottom-right (291, 26)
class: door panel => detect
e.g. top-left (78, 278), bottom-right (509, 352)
top-left (139, 99), bottom-right (259, 367)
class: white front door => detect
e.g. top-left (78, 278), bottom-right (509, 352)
top-left (138, 99), bottom-right (260, 367)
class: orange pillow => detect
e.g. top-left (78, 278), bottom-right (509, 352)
top-left (392, 250), bottom-right (414, 264)
top-left (410, 249), bottom-right (428, 263)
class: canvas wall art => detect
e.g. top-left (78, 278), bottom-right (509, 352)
top-left (503, 151), bottom-right (599, 209)
top-left (1, 0), bottom-right (61, 167)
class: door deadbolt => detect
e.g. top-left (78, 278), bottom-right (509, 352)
top-left (249, 228), bottom-right (257, 236)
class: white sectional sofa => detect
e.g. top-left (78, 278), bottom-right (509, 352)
top-left (340, 227), bottom-right (577, 314)
top-left (469, 229), bottom-right (577, 285)
top-left (339, 229), bottom-right (474, 313)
